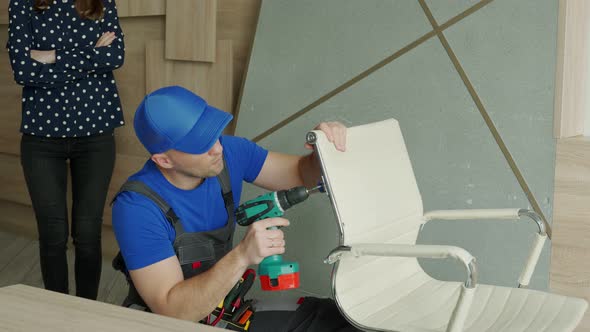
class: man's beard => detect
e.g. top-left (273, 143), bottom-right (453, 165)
top-left (178, 163), bottom-right (223, 179)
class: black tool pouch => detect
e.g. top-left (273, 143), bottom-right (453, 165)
top-left (284, 297), bottom-right (361, 332)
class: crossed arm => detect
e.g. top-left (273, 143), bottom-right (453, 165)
top-left (7, 0), bottom-right (124, 88)
top-left (30, 31), bottom-right (117, 64)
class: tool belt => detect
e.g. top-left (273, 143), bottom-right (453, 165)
top-left (111, 265), bottom-right (256, 330)
top-left (203, 268), bottom-right (256, 330)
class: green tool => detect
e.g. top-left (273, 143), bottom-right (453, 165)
top-left (236, 185), bottom-right (322, 291)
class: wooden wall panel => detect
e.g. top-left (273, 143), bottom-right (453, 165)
top-left (146, 39), bottom-right (233, 115)
top-left (217, 0), bottom-right (261, 124)
top-left (113, 16), bottom-right (165, 159)
top-left (0, 153), bottom-right (30, 206)
top-left (0, 0), bottom-right (7, 25)
top-left (116, 0), bottom-right (165, 17)
top-left (0, 31), bottom-right (22, 156)
top-left (551, 137), bottom-right (590, 331)
top-left (0, 200), bottom-right (36, 239)
top-left (165, 0), bottom-right (216, 62)
top-left (217, 0), bottom-right (260, 86)
top-left (1, 0), bottom-right (167, 25)
top-left (554, 0), bottom-right (590, 138)
top-left (207, 41), bottom-right (233, 115)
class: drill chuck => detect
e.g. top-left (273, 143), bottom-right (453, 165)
top-left (276, 186), bottom-right (310, 211)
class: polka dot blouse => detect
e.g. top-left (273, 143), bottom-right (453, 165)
top-left (6, 0), bottom-right (125, 137)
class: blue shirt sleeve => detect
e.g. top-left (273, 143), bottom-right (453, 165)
top-left (112, 192), bottom-right (176, 270)
top-left (221, 135), bottom-right (268, 183)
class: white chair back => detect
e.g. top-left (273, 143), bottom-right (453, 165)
top-left (312, 118), bottom-right (424, 245)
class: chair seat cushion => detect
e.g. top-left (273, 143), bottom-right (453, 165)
top-left (337, 275), bottom-right (587, 332)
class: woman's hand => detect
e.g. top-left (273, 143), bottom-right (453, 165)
top-left (95, 31), bottom-right (116, 48)
top-left (30, 50), bottom-right (56, 64)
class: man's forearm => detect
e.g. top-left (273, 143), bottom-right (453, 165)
top-left (298, 152), bottom-right (322, 189)
top-left (159, 245), bottom-right (250, 322)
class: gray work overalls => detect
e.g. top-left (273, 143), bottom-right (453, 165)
top-left (111, 160), bottom-right (235, 310)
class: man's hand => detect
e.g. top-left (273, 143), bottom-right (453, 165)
top-left (253, 121), bottom-right (347, 191)
top-left (30, 50), bottom-right (56, 64)
top-left (95, 31), bottom-right (116, 48)
top-left (305, 121), bottom-right (347, 152)
top-left (236, 217), bottom-right (289, 265)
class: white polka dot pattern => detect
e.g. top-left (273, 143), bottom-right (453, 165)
top-left (6, 0), bottom-right (125, 137)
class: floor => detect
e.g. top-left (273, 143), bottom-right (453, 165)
top-left (0, 229), bottom-right (128, 305)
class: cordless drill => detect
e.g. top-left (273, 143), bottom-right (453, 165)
top-left (236, 185), bottom-right (322, 291)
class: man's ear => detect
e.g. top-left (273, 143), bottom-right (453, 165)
top-left (151, 153), bottom-right (173, 169)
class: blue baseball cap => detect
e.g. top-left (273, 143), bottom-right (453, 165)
top-left (134, 86), bottom-right (233, 155)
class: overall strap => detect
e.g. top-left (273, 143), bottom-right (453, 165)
top-left (217, 158), bottom-right (235, 225)
top-left (113, 180), bottom-right (185, 236)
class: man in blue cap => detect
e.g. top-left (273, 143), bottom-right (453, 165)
top-left (111, 86), bottom-right (353, 330)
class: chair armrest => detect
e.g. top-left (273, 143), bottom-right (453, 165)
top-left (423, 208), bottom-right (550, 238)
top-left (326, 244), bottom-right (478, 332)
top-left (424, 208), bottom-right (520, 221)
top-left (325, 243), bottom-right (478, 289)
top-left (423, 208), bottom-right (549, 288)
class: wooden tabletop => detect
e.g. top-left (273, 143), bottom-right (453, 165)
top-left (0, 284), bottom-right (224, 331)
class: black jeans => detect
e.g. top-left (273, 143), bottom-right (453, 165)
top-left (20, 132), bottom-right (116, 300)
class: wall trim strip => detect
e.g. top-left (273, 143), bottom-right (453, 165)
top-left (251, 0), bottom-right (495, 143)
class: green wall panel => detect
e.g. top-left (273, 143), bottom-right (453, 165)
top-left (424, 0), bottom-right (481, 24)
top-left (235, 0), bottom-right (431, 140)
top-left (442, 0), bottom-right (558, 225)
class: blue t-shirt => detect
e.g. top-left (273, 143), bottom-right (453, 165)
top-left (112, 136), bottom-right (268, 270)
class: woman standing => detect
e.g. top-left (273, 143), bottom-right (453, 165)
top-left (6, 0), bottom-right (125, 300)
